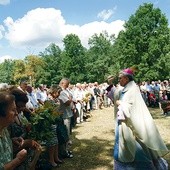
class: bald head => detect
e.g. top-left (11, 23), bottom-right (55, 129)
top-left (59, 78), bottom-right (70, 89)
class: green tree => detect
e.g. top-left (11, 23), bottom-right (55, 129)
top-left (13, 59), bottom-right (27, 84)
top-left (39, 43), bottom-right (62, 86)
top-left (25, 55), bottom-right (44, 86)
top-left (86, 31), bottom-right (115, 83)
top-left (113, 3), bottom-right (170, 81)
top-left (61, 34), bottom-right (87, 83)
top-left (0, 59), bottom-right (14, 84)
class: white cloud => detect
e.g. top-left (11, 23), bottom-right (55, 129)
top-left (0, 0), bottom-right (10, 5)
top-left (0, 55), bottom-right (12, 63)
top-left (3, 8), bottom-right (124, 50)
top-left (64, 20), bottom-right (125, 48)
top-left (4, 8), bottom-right (65, 47)
top-left (97, 6), bottom-right (117, 21)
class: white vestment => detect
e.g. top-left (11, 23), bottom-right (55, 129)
top-left (117, 81), bottom-right (168, 162)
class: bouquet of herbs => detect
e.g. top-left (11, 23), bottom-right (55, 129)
top-left (28, 100), bottom-right (61, 143)
top-left (83, 93), bottom-right (91, 102)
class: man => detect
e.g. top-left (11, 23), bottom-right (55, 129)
top-left (26, 85), bottom-right (39, 110)
top-left (18, 80), bottom-right (28, 93)
top-left (36, 84), bottom-right (48, 105)
top-left (113, 68), bottom-right (169, 170)
top-left (106, 75), bottom-right (122, 118)
top-left (18, 80), bottom-right (33, 120)
top-left (106, 75), bottom-right (115, 102)
top-left (74, 83), bottom-right (84, 123)
top-left (58, 78), bottom-right (73, 158)
top-left (93, 82), bottom-right (102, 109)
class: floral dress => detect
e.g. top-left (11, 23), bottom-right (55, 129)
top-left (0, 128), bottom-right (13, 169)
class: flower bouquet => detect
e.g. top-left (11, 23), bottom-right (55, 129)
top-left (83, 93), bottom-right (91, 103)
top-left (27, 100), bottom-right (61, 143)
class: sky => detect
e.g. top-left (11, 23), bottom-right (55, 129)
top-left (0, 0), bottom-right (170, 63)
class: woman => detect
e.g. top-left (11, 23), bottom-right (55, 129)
top-left (8, 86), bottom-right (42, 170)
top-left (8, 86), bottom-right (30, 138)
top-left (114, 68), bottom-right (169, 170)
top-left (0, 91), bottom-right (27, 169)
top-left (46, 85), bottom-right (63, 167)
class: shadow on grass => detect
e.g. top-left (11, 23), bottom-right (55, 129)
top-left (149, 107), bottom-right (169, 119)
top-left (56, 130), bottom-right (114, 170)
top-left (55, 107), bottom-right (169, 170)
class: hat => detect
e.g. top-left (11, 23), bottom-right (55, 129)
top-left (107, 75), bottom-right (114, 80)
top-left (121, 68), bottom-right (134, 76)
top-left (105, 75), bottom-right (114, 82)
top-left (119, 68), bottom-right (135, 80)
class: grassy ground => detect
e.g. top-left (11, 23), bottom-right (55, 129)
top-left (54, 106), bottom-right (170, 170)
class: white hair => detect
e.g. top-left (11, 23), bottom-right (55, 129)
top-left (0, 83), bottom-right (9, 90)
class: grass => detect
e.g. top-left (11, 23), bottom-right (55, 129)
top-left (54, 106), bottom-right (170, 170)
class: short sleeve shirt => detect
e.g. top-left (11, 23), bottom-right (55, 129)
top-left (36, 90), bottom-right (47, 102)
top-left (58, 89), bottom-right (73, 119)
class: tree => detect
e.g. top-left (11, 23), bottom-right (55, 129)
top-left (13, 59), bottom-right (27, 84)
top-left (86, 31), bottom-right (115, 83)
top-left (61, 34), bottom-right (87, 83)
top-left (113, 3), bottom-right (170, 81)
top-left (25, 55), bottom-right (44, 86)
top-left (39, 43), bottom-right (62, 86)
top-left (0, 59), bottom-right (14, 84)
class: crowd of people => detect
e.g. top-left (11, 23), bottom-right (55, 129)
top-left (139, 80), bottom-right (170, 115)
top-left (0, 78), bottom-right (111, 170)
top-left (0, 73), bottom-right (169, 170)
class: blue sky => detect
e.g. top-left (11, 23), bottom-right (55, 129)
top-left (0, 0), bottom-right (170, 62)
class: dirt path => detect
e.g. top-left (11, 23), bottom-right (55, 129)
top-left (57, 107), bottom-right (115, 170)
top-left (56, 107), bottom-right (170, 170)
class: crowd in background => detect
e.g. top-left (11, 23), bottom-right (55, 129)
top-left (139, 80), bottom-right (170, 114)
top-left (0, 78), bottom-right (170, 170)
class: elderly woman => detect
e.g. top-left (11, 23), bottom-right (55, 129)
top-left (0, 91), bottom-right (27, 169)
top-left (113, 68), bottom-right (169, 170)
top-left (7, 86), bottom-right (41, 170)
top-left (8, 86), bottom-right (31, 138)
